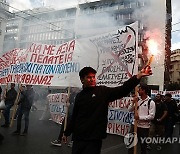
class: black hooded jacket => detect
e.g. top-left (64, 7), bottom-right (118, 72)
top-left (64, 75), bottom-right (140, 141)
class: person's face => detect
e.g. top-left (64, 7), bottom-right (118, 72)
top-left (11, 83), bottom-right (15, 89)
top-left (165, 96), bottom-right (171, 102)
top-left (138, 87), bottom-right (144, 96)
top-left (81, 73), bottom-right (96, 87)
top-left (155, 94), bottom-right (161, 102)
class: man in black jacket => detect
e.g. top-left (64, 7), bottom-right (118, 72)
top-left (1, 83), bottom-right (17, 128)
top-left (63, 66), bottom-right (152, 154)
top-left (13, 85), bottom-right (35, 136)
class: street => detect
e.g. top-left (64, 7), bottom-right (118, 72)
top-left (0, 109), bottom-right (180, 154)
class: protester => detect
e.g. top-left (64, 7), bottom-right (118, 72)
top-left (164, 93), bottom-right (178, 138)
top-left (14, 85), bottom-right (26, 120)
top-left (149, 93), bottom-right (168, 150)
top-left (1, 83), bottom-right (17, 128)
top-left (51, 87), bottom-right (79, 147)
top-left (39, 89), bottom-right (51, 121)
top-left (62, 66), bottom-right (152, 154)
top-left (12, 85), bottom-right (35, 136)
top-left (0, 86), bottom-right (4, 144)
top-left (128, 84), bottom-right (155, 154)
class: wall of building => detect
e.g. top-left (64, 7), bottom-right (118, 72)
top-left (170, 49), bottom-right (180, 83)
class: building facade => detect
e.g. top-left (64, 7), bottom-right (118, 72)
top-left (0, 0), bottom-right (13, 53)
top-left (170, 49), bottom-right (180, 84)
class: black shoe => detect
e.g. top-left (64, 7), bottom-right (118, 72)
top-left (1, 124), bottom-right (9, 128)
top-left (21, 131), bottom-right (28, 136)
top-left (12, 130), bottom-right (20, 135)
top-left (147, 144), bottom-right (152, 150)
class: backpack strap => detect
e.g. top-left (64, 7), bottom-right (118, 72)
top-left (137, 101), bottom-right (145, 110)
top-left (137, 99), bottom-right (152, 115)
top-left (148, 99), bottom-right (152, 115)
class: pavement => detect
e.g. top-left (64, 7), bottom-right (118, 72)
top-left (0, 107), bottom-right (180, 154)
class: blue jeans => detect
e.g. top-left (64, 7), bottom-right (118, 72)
top-left (3, 104), bottom-right (14, 125)
top-left (17, 108), bottom-right (30, 133)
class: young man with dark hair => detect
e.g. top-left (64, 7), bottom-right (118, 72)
top-left (63, 66), bottom-right (152, 154)
top-left (164, 93), bottom-right (178, 138)
top-left (149, 93), bottom-right (168, 150)
top-left (128, 84), bottom-right (155, 154)
top-left (13, 85), bottom-right (35, 136)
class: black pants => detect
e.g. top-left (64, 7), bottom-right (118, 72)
top-left (17, 108), bottom-right (30, 133)
top-left (58, 119), bottom-right (65, 141)
top-left (165, 117), bottom-right (175, 138)
top-left (128, 126), bottom-right (149, 154)
top-left (72, 140), bottom-right (102, 154)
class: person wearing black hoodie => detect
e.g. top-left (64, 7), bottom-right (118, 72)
top-left (12, 85), bottom-right (35, 136)
top-left (63, 66), bottom-right (152, 154)
top-left (1, 83), bottom-right (17, 128)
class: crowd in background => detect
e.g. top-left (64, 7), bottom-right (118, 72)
top-left (0, 83), bottom-right (179, 154)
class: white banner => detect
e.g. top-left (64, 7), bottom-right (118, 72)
top-left (151, 90), bottom-right (180, 100)
top-left (107, 97), bottom-right (134, 136)
top-left (47, 93), bottom-right (68, 124)
top-left (0, 22), bottom-right (138, 87)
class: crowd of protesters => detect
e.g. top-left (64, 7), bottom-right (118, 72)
top-left (0, 66), bottom-right (179, 154)
top-left (127, 87), bottom-right (179, 154)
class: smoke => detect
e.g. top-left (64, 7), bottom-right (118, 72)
top-left (75, 11), bottom-right (124, 38)
top-left (7, 0), bottom-right (33, 11)
top-left (42, 0), bottom-right (99, 10)
top-left (133, 0), bottom-right (166, 50)
top-left (42, 0), bottom-right (78, 9)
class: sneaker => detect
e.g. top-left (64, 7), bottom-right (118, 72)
top-left (51, 140), bottom-right (62, 147)
top-left (0, 134), bottom-right (4, 143)
top-left (67, 141), bottom-right (73, 147)
top-left (156, 145), bottom-right (162, 150)
top-left (147, 144), bottom-right (152, 150)
top-left (21, 131), bottom-right (28, 136)
top-left (1, 124), bottom-right (9, 128)
top-left (12, 130), bottom-right (20, 135)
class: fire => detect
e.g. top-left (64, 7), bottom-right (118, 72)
top-left (146, 39), bottom-right (159, 66)
top-left (146, 39), bottom-right (158, 56)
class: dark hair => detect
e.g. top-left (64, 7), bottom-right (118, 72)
top-left (79, 67), bottom-right (97, 79)
top-left (139, 84), bottom-right (149, 94)
top-left (165, 93), bottom-right (172, 98)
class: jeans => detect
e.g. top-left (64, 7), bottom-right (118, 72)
top-left (3, 104), bottom-right (14, 125)
top-left (17, 108), bottom-right (30, 133)
top-left (128, 125), bottom-right (149, 154)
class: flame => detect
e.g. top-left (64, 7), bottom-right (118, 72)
top-left (146, 39), bottom-right (158, 56)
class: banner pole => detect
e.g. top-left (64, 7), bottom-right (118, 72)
top-left (133, 86), bottom-right (138, 154)
top-left (10, 84), bottom-right (22, 127)
top-left (64, 87), bottom-right (71, 131)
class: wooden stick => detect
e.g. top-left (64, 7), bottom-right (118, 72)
top-left (64, 87), bottom-right (71, 131)
top-left (9, 84), bottom-right (22, 127)
top-left (133, 86), bottom-right (138, 154)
